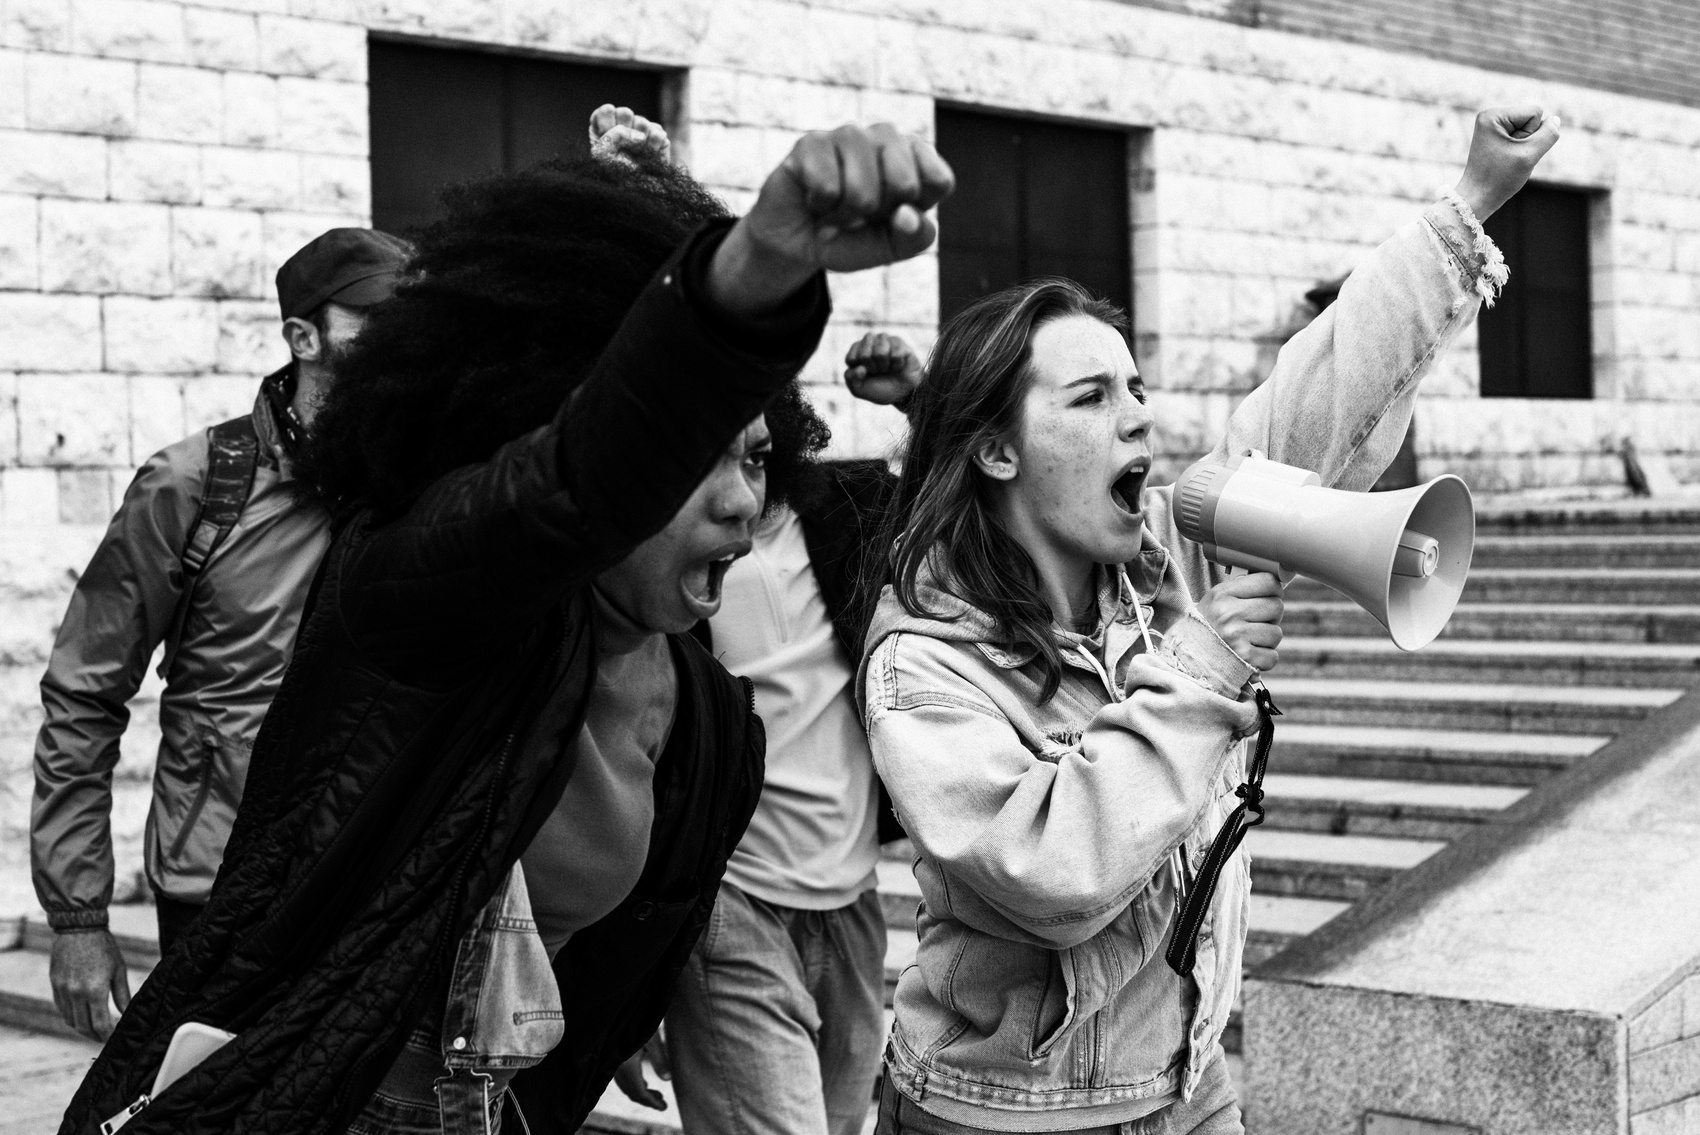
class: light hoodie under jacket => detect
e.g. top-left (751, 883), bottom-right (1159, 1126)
top-left (859, 195), bottom-right (1506, 1131)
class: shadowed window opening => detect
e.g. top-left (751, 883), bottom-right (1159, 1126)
top-left (935, 107), bottom-right (1132, 324)
top-left (1478, 183), bottom-right (1594, 399)
top-left (369, 39), bottom-right (665, 235)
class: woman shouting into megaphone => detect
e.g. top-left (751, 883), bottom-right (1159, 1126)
top-left (858, 106), bottom-right (1559, 1135)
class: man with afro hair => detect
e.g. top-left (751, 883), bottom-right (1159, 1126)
top-left (56, 120), bottom-right (953, 1135)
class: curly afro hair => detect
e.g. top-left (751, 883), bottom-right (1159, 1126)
top-left (297, 152), bottom-right (830, 518)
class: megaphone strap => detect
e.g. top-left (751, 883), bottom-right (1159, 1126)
top-left (1164, 686), bottom-right (1280, 977)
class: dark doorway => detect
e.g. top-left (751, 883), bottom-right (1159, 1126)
top-left (934, 107), bottom-right (1132, 324)
top-left (1478, 184), bottom-right (1594, 398)
top-left (369, 39), bottom-right (665, 235)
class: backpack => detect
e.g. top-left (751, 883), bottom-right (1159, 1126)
top-left (160, 416), bottom-right (261, 671)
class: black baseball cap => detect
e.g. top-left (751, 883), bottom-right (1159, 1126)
top-left (276, 228), bottom-right (412, 321)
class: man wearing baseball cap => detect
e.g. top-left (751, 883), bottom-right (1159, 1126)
top-left (30, 227), bottom-right (410, 1042)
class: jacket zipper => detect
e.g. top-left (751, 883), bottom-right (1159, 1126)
top-left (165, 738), bottom-right (221, 863)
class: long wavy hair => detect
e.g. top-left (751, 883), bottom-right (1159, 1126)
top-left (297, 152), bottom-right (829, 517)
top-left (886, 279), bottom-right (1128, 702)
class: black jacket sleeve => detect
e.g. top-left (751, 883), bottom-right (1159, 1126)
top-left (338, 221), bottom-right (830, 674)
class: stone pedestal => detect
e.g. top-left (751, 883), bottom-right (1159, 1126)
top-left (1246, 690), bottom-right (1700, 1134)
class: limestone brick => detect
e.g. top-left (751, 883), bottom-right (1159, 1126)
top-left (256, 13), bottom-right (363, 80)
top-left (884, 253), bottom-right (938, 327)
top-left (104, 295), bottom-right (220, 372)
top-left (0, 47), bottom-right (25, 128)
top-left (1, 0), bottom-right (72, 52)
top-left (55, 467), bottom-right (111, 523)
top-left (171, 205), bottom-right (265, 298)
top-left (0, 372), bottom-right (15, 465)
top-left (68, 0), bottom-right (187, 64)
top-left (215, 298), bottom-right (282, 374)
top-left (0, 467), bottom-right (58, 525)
top-left (300, 152), bottom-right (368, 214)
top-left (184, 7), bottom-right (260, 71)
top-left (16, 372), bottom-right (129, 465)
top-left (632, 0), bottom-right (714, 62)
top-left (202, 144), bottom-right (299, 209)
top-left (222, 70), bottom-right (280, 147)
top-left (40, 198), bottom-right (172, 295)
top-left (127, 374), bottom-right (184, 458)
top-left (685, 121), bottom-right (783, 192)
top-left (691, 70), bottom-right (860, 133)
top-left (0, 293), bottom-right (101, 371)
top-left (826, 267), bottom-right (885, 324)
top-left (281, 0), bottom-right (366, 20)
top-left (108, 138), bottom-right (202, 204)
top-left (24, 50), bottom-right (135, 135)
top-left (274, 75), bottom-right (364, 154)
top-left (136, 62), bottom-right (223, 144)
top-left (0, 194), bottom-right (38, 289)
top-left (508, 0), bottom-right (636, 57)
top-left (365, 0), bottom-right (499, 38)
top-left (0, 126), bottom-right (105, 197)
top-left (182, 373), bottom-right (258, 431)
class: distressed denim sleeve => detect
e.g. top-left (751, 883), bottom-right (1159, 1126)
top-left (864, 632), bottom-right (1258, 949)
top-left (1212, 196), bottom-right (1503, 491)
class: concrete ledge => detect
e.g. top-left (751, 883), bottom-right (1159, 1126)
top-left (1245, 686), bottom-right (1700, 1133)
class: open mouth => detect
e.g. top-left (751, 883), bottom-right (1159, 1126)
top-left (1110, 463), bottom-right (1149, 517)
top-left (679, 548), bottom-right (746, 618)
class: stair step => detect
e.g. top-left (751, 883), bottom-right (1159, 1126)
top-left (1264, 677), bottom-right (1680, 734)
top-left (1244, 894), bottom-right (1348, 967)
top-left (1283, 601), bottom-right (1700, 643)
top-left (1470, 534), bottom-right (1700, 569)
top-left (1271, 722), bottom-right (1603, 786)
top-left (1286, 568), bottom-right (1700, 607)
top-left (1278, 637), bottom-right (1700, 687)
top-left (1260, 774), bottom-right (1524, 839)
top-left (1474, 498), bottom-right (1700, 536)
top-left (1243, 829), bottom-right (1444, 902)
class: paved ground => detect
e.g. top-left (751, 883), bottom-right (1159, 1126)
top-left (0, 1025), bottom-right (98, 1134)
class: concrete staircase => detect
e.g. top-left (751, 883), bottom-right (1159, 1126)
top-left (2, 498), bottom-right (1698, 1133)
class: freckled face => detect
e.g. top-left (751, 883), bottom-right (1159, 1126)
top-left (596, 416), bottom-right (771, 634)
top-left (1000, 315), bottom-right (1153, 571)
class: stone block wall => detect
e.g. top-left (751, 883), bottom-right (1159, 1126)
top-left (1, 0), bottom-right (1699, 909)
top-left (1628, 967), bottom-right (1700, 1132)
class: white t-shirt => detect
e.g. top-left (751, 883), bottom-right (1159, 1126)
top-left (709, 506), bottom-right (881, 910)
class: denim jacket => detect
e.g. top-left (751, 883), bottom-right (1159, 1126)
top-left (859, 197), bottom-right (1503, 1130)
top-left (377, 862), bottom-right (564, 1133)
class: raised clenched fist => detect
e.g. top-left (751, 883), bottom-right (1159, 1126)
top-left (708, 124), bottom-right (955, 318)
top-left (844, 331), bottom-right (923, 406)
top-left (589, 103), bottom-right (671, 166)
top-left (1454, 106), bottom-right (1562, 221)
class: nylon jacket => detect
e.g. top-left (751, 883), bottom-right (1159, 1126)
top-left (56, 221), bottom-right (827, 1135)
top-left (32, 380), bottom-right (330, 927)
top-left (860, 198), bottom-right (1503, 1129)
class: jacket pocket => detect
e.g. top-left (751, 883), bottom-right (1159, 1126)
top-left (164, 731), bottom-right (223, 864)
top-left (1027, 950), bottom-right (1075, 1059)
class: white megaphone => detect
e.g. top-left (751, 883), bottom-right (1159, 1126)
top-left (1172, 453), bottom-right (1475, 651)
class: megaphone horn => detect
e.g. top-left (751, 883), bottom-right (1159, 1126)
top-left (1172, 454), bottom-right (1475, 651)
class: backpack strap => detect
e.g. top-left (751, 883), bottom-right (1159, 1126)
top-left (161, 416), bottom-right (261, 673)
